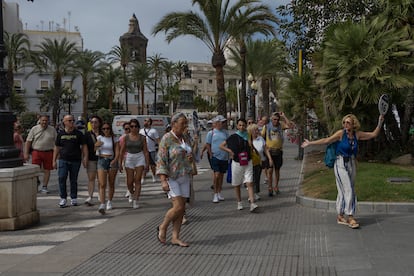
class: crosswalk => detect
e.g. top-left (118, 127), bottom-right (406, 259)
top-left (0, 164), bottom-right (210, 255)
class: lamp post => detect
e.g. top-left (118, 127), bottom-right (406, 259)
top-left (247, 73), bottom-right (257, 121)
top-left (62, 90), bottom-right (78, 115)
top-left (0, 3), bottom-right (23, 168)
top-left (237, 81), bottom-right (242, 120)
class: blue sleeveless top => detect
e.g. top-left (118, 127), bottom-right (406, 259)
top-left (336, 130), bottom-right (358, 157)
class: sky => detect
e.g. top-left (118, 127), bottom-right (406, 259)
top-left (11, 0), bottom-right (289, 63)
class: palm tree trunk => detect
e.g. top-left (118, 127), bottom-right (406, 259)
top-left (212, 51), bottom-right (226, 117)
top-left (82, 78), bottom-right (88, 119)
top-left (261, 78), bottom-right (270, 117)
top-left (140, 84), bottom-right (144, 114)
top-left (240, 43), bottom-right (247, 119)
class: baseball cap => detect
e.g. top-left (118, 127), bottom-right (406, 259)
top-left (212, 115), bottom-right (227, 122)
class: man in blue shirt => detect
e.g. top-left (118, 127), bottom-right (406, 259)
top-left (205, 115), bottom-right (228, 203)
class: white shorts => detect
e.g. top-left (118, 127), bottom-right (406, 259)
top-left (231, 160), bottom-right (253, 186)
top-left (125, 152), bottom-right (146, 169)
top-left (167, 174), bottom-right (190, 198)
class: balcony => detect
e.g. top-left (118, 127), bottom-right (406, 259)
top-left (36, 89), bottom-right (47, 94)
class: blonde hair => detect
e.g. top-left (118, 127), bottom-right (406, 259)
top-left (247, 123), bottom-right (259, 143)
top-left (342, 114), bottom-right (360, 131)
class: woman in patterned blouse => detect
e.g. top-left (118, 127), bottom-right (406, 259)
top-left (156, 113), bottom-right (194, 247)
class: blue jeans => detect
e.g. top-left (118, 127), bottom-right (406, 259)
top-left (58, 159), bottom-right (81, 199)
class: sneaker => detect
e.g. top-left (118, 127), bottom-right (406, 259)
top-left (152, 176), bottom-right (157, 183)
top-left (125, 190), bottom-right (130, 198)
top-left (98, 204), bottom-right (106, 214)
top-left (254, 193), bottom-right (261, 201)
top-left (40, 186), bottom-right (49, 194)
top-left (70, 198), bottom-right (78, 206)
top-left (237, 201), bottom-right (243, 210)
top-left (59, 198), bottom-right (67, 208)
top-left (250, 203), bottom-right (258, 212)
top-left (133, 200), bottom-right (139, 209)
top-left (106, 200), bottom-right (112, 210)
top-left (212, 193), bottom-right (219, 203)
top-left (84, 197), bottom-right (92, 206)
top-left (217, 193), bottom-right (224, 201)
top-left (128, 194), bottom-right (133, 203)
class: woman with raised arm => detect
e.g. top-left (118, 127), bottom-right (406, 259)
top-left (301, 114), bottom-right (384, 229)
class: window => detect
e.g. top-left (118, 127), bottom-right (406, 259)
top-left (37, 80), bottom-right (49, 94)
top-left (14, 79), bottom-right (24, 93)
top-left (63, 81), bottom-right (72, 89)
top-left (198, 79), bottom-right (202, 84)
top-left (208, 79), bottom-right (213, 84)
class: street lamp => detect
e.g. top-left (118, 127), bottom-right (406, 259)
top-left (237, 81), bottom-right (242, 120)
top-left (62, 90), bottom-right (78, 115)
top-left (247, 73), bottom-right (258, 121)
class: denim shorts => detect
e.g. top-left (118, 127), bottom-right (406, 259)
top-left (211, 157), bottom-right (228, 173)
top-left (97, 157), bottom-right (118, 170)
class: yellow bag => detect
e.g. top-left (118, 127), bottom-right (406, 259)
top-left (251, 149), bottom-right (261, 166)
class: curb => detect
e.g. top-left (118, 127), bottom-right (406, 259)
top-left (296, 149), bottom-right (414, 214)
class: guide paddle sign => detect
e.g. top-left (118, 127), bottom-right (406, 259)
top-left (378, 94), bottom-right (390, 115)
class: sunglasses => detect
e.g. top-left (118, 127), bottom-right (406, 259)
top-left (124, 128), bottom-right (130, 131)
top-left (130, 125), bottom-right (138, 128)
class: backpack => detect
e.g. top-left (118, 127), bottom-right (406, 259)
top-left (324, 142), bottom-right (338, 168)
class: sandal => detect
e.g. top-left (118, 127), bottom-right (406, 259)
top-left (337, 215), bottom-right (348, 225)
top-left (347, 217), bottom-right (360, 229)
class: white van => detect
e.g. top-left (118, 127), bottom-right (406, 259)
top-left (112, 115), bottom-right (170, 137)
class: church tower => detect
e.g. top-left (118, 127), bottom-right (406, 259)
top-left (119, 14), bottom-right (148, 63)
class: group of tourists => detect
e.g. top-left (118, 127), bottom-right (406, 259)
top-left (21, 114), bottom-right (160, 214)
top-left (17, 109), bottom-right (383, 247)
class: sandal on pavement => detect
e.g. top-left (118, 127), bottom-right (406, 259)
top-left (347, 217), bottom-right (360, 229)
top-left (337, 215), bottom-right (348, 225)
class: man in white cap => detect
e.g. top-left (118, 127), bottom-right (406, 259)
top-left (205, 115), bottom-right (229, 203)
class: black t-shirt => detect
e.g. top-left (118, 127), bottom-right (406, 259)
top-left (55, 129), bottom-right (86, 161)
top-left (85, 131), bottom-right (99, 161)
top-left (226, 133), bottom-right (251, 162)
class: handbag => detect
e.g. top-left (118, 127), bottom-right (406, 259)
top-left (238, 151), bottom-right (248, 166)
top-left (226, 160), bottom-right (232, 183)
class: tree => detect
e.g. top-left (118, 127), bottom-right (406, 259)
top-left (73, 49), bottom-right (104, 118)
top-left (229, 3), bottom-right (279, 119)
top-left (229, 39), bottom-right (289, 117)
top-left (313, 18), bottom-right (414, 150)
top-left (95, 62), bottom-right (121, 112)
top-left (153, 0), bottom-right (271, 117)
top-left (4, 32), bottom-right (30, 112)
top-left (148, 54), bottom-right (166, 114)
top-left (109, 45), bottom-right (132, 113)
top-left (130, 61), bottom-right (151, 114)
top-left (28, 38), bottom-right (78, 126)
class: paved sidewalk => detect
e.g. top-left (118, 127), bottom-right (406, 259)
top-left (1, 141), bottom-right (414, 275)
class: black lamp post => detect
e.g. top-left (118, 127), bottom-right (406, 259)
top-left (0, 3), bottom-right (23, 168)
top-left (62, 90), bottom-right (78, 115)
top-left (247, 73), bottom-right (258, 121)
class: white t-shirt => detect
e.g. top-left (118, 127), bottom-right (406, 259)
top-left (97, 135), bottom-right (118, 156)
top-left (139, 127), bottom-right (159, 152)
top-left (253, 136), bottom-right (267, 161)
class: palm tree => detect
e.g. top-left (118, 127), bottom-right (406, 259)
top-left (95, 62), bottom-right (121, 112)
top-left (229, 39), bottom-right (289, 117)
top-left (314, 18), bottom-right (414, 150)
top-left (130, 61), bottom-right (151, 114)
top-left (28, 38), bottom-right (78, 126)
top-left (109, 45), bottom-right (131, 113)
top-left (230, 4), bottom-right (279, 119)
top-left (4, 32), bottom-right (30, 94)
top-left (73, 49), bottom-right (104, 118)
top-left (148, 54), bottom-right (166, 114)
top-left (153, 0), bottom-right (271, 117)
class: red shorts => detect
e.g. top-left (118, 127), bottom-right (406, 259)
top-left (32, 150), bottom-right (53, 170)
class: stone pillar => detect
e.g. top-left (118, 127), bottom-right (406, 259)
top-left (0, 164), bottom-right (40, 231)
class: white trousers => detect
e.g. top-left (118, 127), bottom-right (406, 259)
top-left (334, 155), bottom-right (357, 216)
